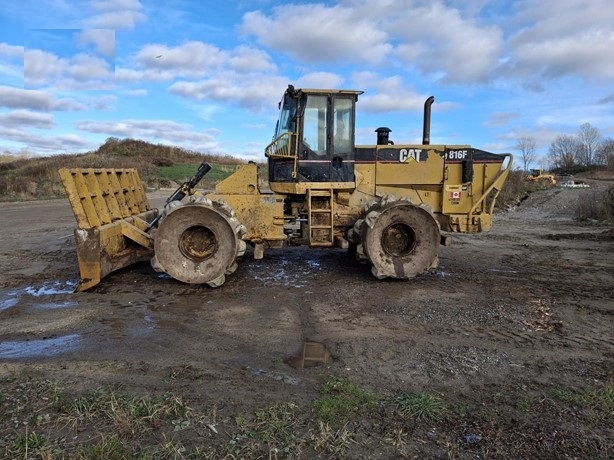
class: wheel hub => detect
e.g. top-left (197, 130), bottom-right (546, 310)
top-left (381, 222), bottom-right (416, 257)
top-left (179, 225), bottom-right (217, 261)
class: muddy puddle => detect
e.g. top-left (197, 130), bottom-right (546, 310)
top-left (0, 281), bottom-right (77, 313)
top-left (0, 334), bottom-right (81, 359)
top-left (246, 256), bottom-right (323, 288)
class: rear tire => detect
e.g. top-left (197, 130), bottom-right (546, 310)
top-left (351, 196), bottom-right (440, 279)
top-left (152, 197), bottom-right (246, 287)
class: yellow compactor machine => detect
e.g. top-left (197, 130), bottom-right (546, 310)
top-left (60, 85), bottom-right (512, 291)
top-left (525, 169), bottom-right (556, 186)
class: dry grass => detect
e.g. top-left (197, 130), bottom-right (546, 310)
top-left (1, 372), bottom-right (612, 459)
top-left (496, 170), bottom-right (527, 209)
top-left (576, 186), bottom-right (614, 222)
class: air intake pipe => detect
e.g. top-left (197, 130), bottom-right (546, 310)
top-left (422, 96), bottom-right (435, 145)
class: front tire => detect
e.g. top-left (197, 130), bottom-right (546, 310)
top-left (152, 197), bottom-right (246, 287)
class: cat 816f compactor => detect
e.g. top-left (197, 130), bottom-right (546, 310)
top-left (59, 85), bottom-right (512, 291)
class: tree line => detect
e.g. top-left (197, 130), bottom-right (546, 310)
top-left (515, 123), bottom-right (614, 172)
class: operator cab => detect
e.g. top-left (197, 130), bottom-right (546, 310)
top-left (266, 85), bottom-right (362, 189)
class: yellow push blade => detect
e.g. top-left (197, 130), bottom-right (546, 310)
top-left (59, 168), bottom-right (159, 291)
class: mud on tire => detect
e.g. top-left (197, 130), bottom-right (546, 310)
top-left (151, 196), bottom-right (246, 287)
top-left (348, 195), bottom-right (440, 279)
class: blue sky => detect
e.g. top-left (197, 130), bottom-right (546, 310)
top-left (0, 0), bottom-right (613, 165)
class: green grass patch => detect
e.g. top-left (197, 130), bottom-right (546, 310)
top-left (73, 435), bottom-right (132, 460)
top-left (554, 384), bottom-right (614, 424)
top-left (156, 162), bottom-right (236, 186)
top-left (313, 375), bottom-right (376, 425)
top-left (226, 402), bottom-right (303, 458)
top-left (8, 431), bottom-right (57, 458)
top-left (235, 402), bottom-right (301, 452)
top-left (395, 392), bottom-right (446, 422)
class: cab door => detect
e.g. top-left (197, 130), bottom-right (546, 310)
top-left (297, 95), bottom-right (355, 183)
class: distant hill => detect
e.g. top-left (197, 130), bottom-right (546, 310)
top-left (0, 138), bottom-right (252, 201)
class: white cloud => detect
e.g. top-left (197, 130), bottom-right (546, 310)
top-left (24, 48), bottom-right (114, 90)
top-left (240, 3), bottom-right (392, 65)
top-left (84, 0), bottom-right (146, 29)
top-left (508, 31), bottom-right (614, 83)
top-left (295, 72), bottom-right (344, 89)
top-left (136, 41), bottom-right (226, 77)
top-left (0, 43), bottom-right (25, 81)
top-left (75, 29), bottom-right (115, 58)
top-left (0, 126), bottom-right (92, 153)
top-left (0, 109), bottom-right (55, 129)
top-left (169, 72), bottom-right (288, 110)
top-left (90, 94), bottom-right (116, 110)
top-left (0, 43), bottom-right (24, 58)
top-left (119, 42), bottom-right (278, 84)
top-left (75, 118), bottom-right (222, 151)
top-left (24, 49), bottom-right (66, 87)
top-left (240, 1), bottom-right (501, 83)
top-left (52, 97), bottom-right (87, 111)
top-left (0, 86), bottom-right (115, 112)
top-left (115, 67), bottom-right (147, 82)
top-left (228, 45), bottom-right (276, 73)
top-left (502, 0), bottom-right (614, 85)
top-left (68, 53), bottom-right (113, 82)
top-left (0, 86), bottom-right (54, 111)
top-left (77, 118), bottom-right (186, 136)
top-left (390, 2), bottom-right (502, 83)
top-left (350, 73), bottom-right (427, 113)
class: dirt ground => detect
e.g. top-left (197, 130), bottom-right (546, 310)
top-left (1, 183), bottom-right (613, 458)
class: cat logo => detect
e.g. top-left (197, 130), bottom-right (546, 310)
top-left (399, 148), bottom-right (421, 163)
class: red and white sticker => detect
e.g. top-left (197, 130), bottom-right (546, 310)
top-left (450, 191), bottom-right (461, 199)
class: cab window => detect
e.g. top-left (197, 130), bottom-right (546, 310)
top-left (302, 95), bottom-right (328, 155)
top-left (333, 98), bottom-right (353, 155)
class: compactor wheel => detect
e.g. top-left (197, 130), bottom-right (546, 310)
top-left (351, 195), bottom-right (440, 279)
top-left (151, 197), bottom-right (246, 287)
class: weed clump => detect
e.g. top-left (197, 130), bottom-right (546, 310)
top-left (575, 186), bottom-right (614, 222)
top-left (395, 392), bottom-right (446, 422)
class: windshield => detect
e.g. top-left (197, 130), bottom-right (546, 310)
top-left (273, 94), bottom-right (297, 139)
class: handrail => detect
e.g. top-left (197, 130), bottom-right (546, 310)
top-left (265, 132), bottom-right (298, 178)
top-left (265, 132), bottom-right (297, 159)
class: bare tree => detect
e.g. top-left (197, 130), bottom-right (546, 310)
top-left (577, 123), bottom-right (601, 167)
top-left (548, 135), bottom-right (580, 170)
top-left (596, 137), bottom-right (614, 170)
top-left (515, 136), bottom-right (537, 171)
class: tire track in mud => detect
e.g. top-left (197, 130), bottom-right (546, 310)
top-left (427, 323), bottom-right (614, 353)
top-left (359, 288), bottom-right (614, 358)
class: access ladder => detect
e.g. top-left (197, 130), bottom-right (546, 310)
top-left (307, 188), bottom-right (334, 247)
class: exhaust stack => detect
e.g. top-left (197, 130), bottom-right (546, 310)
top-left (422, 96), bottom-right (435, 145)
